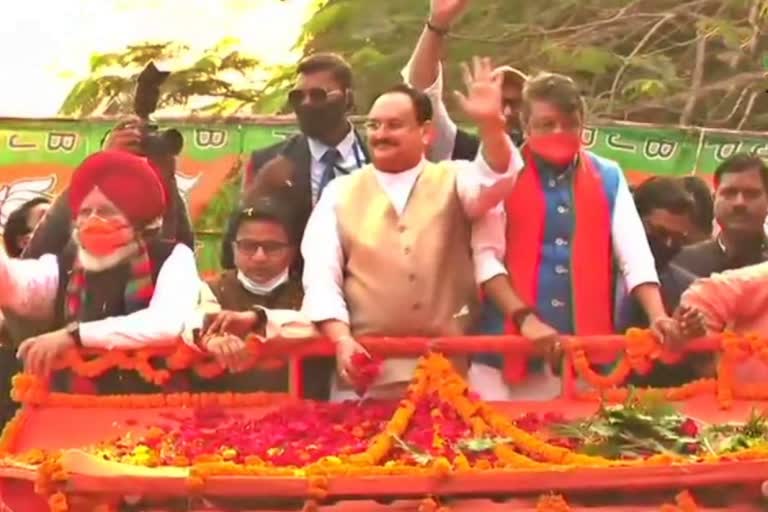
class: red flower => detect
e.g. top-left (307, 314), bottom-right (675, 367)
top-left (350, 352), bottom-right (383, 396)
top-left (680, 418), bottom-right (699, 437)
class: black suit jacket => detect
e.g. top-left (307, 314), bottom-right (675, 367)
top-left (673, 239), bottom-right (768, 278)
top-left (221, 130), bottom-right (368, 269)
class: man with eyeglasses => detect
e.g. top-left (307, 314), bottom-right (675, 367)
top-left (193, 156), bottom-right (310, 394)
top-left (616, 176), bottom-right (703, 388)
top-left (402, 0), bottom-right (527, 162)
top-left (301, 58), bottom-right (523, 401)
top-left (222, 53), bottom-right (369, 270)
top-left (470, 72), bottom-right (678, 400)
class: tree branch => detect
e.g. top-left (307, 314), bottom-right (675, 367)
top-left (736, 90), bottom-right (759, 130)
top-left (624, 71), bottom-right (766, 113)
top-left (680, 35), bottom-right (707, 126)
top-left (607, 13), bottom-right (676, 114)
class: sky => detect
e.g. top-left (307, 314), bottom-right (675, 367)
top-left (0, 0), bottom-right (317, 118)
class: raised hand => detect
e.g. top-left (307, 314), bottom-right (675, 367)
top-left (454, 57), bottom-right (505, 130)
top-left (429, 0), bottom-right (470, 28)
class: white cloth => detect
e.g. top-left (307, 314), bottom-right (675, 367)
top-left (301, 147), bottom-right (525, 325)
top-left (472, 166), bottom-right (659, 291)
top-left (307, 126), bottom-right (366, 205)
top-left (468, 363), bottom-right (562, 401)
top-left (401, 61), bottom-right (457, 163)
top-left (236, 268), bottom-right (289, 295)
top-left (0, 244), bottom-right (200, 350)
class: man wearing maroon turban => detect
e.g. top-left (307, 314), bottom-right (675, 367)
top-left (0, 151), bottom-right (200, 393)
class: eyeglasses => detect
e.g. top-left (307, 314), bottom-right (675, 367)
top-left (233, 239), bottom-right (290, 256)
top-left (287, 88), bottom-right (343, 109)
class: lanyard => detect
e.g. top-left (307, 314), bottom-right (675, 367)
top-left (333, 132), bottom-right (368, 174)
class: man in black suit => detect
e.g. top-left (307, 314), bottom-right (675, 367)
top-left (221, 53), bottom-right (368, 270)
top-left (674, 154), bottom-right (768, 277)
top-left (220, 54), bottom-right (368, 401)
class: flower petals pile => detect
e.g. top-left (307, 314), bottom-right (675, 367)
top-left (95, 401), bottom-right (397, 467)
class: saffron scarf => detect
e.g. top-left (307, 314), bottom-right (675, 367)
top-left (502, 148), bottom-right (614, 383)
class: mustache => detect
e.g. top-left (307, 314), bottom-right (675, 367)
top-left (372, 140), bottom-right (398, 147)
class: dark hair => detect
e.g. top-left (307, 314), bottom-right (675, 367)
top-left (236, 156), bottom-right (303, 245)
top-left (521, 72), bottom-right (584, 122)
top-left (633, 176), bottom-right (695, 218)
top-left (680, 176), bottom-right (714, 235)
top-left (297, 53), bottom-right (353, 90)
top-left (3, 197), bottom-right (50, 257)
top-left (375, 84), bottom-right (433, 124)
top-left (713, 153), bottom-right (768, 192)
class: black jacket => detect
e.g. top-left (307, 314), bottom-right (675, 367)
top-left (221, 130), bottom-right (369, 269)
top-left (673, 239), bottom-right (768, 278)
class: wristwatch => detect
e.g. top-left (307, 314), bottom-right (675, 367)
top-left (65, 321), bottom-right (82, 348)
top-left (510, 307), bottom-right (536, 330)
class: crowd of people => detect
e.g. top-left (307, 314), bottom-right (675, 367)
top-left (1, 0), bottom-right (768, 424)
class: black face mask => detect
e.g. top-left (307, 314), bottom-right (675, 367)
top-left (647, 233), bottom-right (682, 269)
top-left (295, 97), bottom-right (347, 140)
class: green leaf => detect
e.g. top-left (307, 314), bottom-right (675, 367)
top-left (458, 437), bottom-right (513, 453)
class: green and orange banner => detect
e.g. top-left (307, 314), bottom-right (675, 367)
top-left (1, 118), bottom-right (766, 272)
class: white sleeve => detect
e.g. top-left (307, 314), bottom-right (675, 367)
top-left (401, 61), bottom-right (458, 162)
top-left (0, 250), bottom-right (58, 318)
top-left (300, 179), bottom-right (350, 325)
top-left (257, 307), bottom-right (318, 341)
top-left (472, 203), bottom-right (509, 284)
top-left (79, 244), bottom-right (202, 349)
top-left (611, 171), bottom-right (660, 291)
top-left (454, 142), bottom-right (524, 219)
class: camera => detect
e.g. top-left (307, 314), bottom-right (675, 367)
top-left (134, 62), bottom-right (184, 161)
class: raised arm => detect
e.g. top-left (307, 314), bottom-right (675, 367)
top-left (402, 0), bottom-right (469, 161)
top-left (454, 57), bottom-right (512, 173)
top-left (453, 58), bottom-right (523, 218)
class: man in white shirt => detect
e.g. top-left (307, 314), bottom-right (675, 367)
top-left (470, 72), bottom-right (677, 400)
top-left (1, 150), bottom-right (200, 394)
top-left (222, 54), bottom-right (370, 270)
top-left (301, 57), bottom-right (524, 401)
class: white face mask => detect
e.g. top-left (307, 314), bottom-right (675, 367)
top-left (236, 268), bottom-right (290, 296)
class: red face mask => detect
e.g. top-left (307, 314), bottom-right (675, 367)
top-left (77, 216), bottom-right (134, 256)
top-left (527, 132), bottom-right (582, 166)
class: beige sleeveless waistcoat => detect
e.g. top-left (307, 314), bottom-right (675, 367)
top-left (336, 162), bottom-right (479, 386)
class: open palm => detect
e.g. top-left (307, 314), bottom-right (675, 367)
top-left (454, 57), bottom-right (505, 128)
top-left (429, 0), bottom-right (470, 27)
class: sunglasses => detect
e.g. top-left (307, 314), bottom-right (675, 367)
top-left (287, 88), bottom-right (343, 109)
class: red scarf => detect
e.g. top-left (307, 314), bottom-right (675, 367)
top-left (502, 149), bottom-right (614, 383)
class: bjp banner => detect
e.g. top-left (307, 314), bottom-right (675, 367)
top-left (0, 119), bottom-right (298, 274)
top-left (1, 118), bottom-right (766, 273)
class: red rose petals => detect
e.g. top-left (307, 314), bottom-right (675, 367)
top-left (350, 352), bottom-right (383, 396)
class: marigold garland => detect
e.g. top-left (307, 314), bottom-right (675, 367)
top-left (2, 350), bottom-right (767, 509)
top-left (569, 329), bottom-right (768, 408)
top-left (9, 329), bottom-right (768, 411)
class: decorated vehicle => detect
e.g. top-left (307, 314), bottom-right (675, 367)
top-left (1, 330), bottom-right (768, 511)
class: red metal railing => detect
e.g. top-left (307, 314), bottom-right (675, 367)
top-left (260, 334), bottom-right (722, 399)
